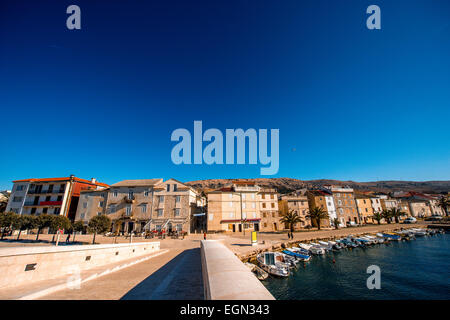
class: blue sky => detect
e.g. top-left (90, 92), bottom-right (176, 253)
top-left (1, 0), bottom-right (449, 190)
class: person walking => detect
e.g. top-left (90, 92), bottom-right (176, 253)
top-left (203, 232), bottom-right (207, 240)
top-left (65, 233), bottom-right (71, 244)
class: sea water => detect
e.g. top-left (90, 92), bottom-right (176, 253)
top-left (262, 232), bottom-right (450, 300)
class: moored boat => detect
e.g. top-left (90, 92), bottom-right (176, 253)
top-left (257, 252), bottom-right (290, 277)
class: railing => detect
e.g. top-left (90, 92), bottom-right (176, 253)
top-left (27, 189), bottom-right (65, 194)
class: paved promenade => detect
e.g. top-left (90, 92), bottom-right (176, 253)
top-left (0, 222), bottom-right (426, 299)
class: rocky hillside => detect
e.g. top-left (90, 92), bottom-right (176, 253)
top-left (185, 178), bottom-right (450, 194)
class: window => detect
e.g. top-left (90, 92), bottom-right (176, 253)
top-left (176, 224), bottom-right (182, 231)
top-left (157, 209), bottom-right (163, 217)
top-left (270, 194), bottom-right (274, 199)
top-left (264, 223), bottom-right (267, 227)
top-left (251, 194), bottom-right (255, 200)
top-left (338, 200), bottom-right (342, 205)
top-left (272, 212), bottom-right (276, 217)
top-left (242, 194), bottom-right (246, 200)
top-left (271, 203), bottom-right (275, 208)
top-left (263, 212), bottom-right (267, 218)
top-left (262, 194), bottom-right (265, 199)
top-left (339, 208), bottom-right (344, 214)
top-left (16, 185), bottom-right (24, 191)
top-left (97, 212), bottom-right (102, 216)
top-left (144, 190), bottom-right (149, 197)
top-left (110, 205), bottom-right (116, 213)
top-left (113, 190), bottom-right (118, 197)
top-left (159, 196), bottom-right (164, 202)
top-left (128, 191), bottom-right (134, 199)
top-left (126, 206), bottom-right (131, 216)
top-left (252, 212), bottom-right (256, 218)
top-left (98, 201), bottom-right (103, 207)
top-left (262, 203), bottom-right (266, 208)
top-left (175, 196), bottom-right (181, 203)
top-left (80, 213), bottom-right (85, 219)
top-left (83, 202), bottom-right (87, 209)
top-left (209, 214), bottom-right (213, 221)
top-left (142, 204), bottom-right (147, 213)
top-left (174, 208), bottom-right (180, 216)
top-left (13, 196), bottom-right (23, 202)
top-left (57, 196), bottom-right (62, 201)
top-left (173, 184), bottom-right (178, 192)
top-left (166, 184), bottom-right (170, 192)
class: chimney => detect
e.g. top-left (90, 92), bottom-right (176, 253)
top-left (91, 178), bottom-right (97, 184)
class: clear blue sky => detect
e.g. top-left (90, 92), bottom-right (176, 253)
top-left (1, 0), bottom-right (449, 190)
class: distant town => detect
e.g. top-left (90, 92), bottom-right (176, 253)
top-left (2, 175), bottom-right (449, 236)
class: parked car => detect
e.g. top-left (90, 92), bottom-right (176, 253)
top-left (403, 217), bottom-right (417, 224)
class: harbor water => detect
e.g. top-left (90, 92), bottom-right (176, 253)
top-left (262, 232), bottom-right (450, 300)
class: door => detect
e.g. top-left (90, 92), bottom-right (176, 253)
top-left (273, 223), bottom-right (277, 231)
top-left (254, 223), bottom-right (259, 231)
top-left (232, 224), bottom-right (236, 232)
top-left (238, 224), bottom-right (242, 232)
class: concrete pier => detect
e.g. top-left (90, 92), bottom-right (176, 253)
top-left (201, 240), bottom-right (274, 300)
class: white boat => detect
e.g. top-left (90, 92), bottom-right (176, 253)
top-left (244, 262), bottom-right (269, 280)
top-left (256, 252), bottom-right (290, 277)
top-left (365, 235), bottom-right (384, 243)
top-left (317, 240), bottom-right (335, 251)
top-left (310, 242), bottom-right (331, 253)
top-left (298, 243), bottom-right (325, 255)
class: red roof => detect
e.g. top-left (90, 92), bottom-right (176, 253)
top-left (13, 177), bottom-right (109, 188)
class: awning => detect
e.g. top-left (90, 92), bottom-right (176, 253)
top-left (220, 219), bottom-right (261, 223)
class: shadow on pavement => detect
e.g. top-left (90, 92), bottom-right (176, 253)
top-left (121, 248), bottom-right (204, 300)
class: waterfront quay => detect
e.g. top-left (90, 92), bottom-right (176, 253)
top-left (0, 222), bottom-right (427, 300)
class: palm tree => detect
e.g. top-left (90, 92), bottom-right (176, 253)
top-left (307, 207), bottom-right (329, 230)
top-left (381, 209), bottom-right (392, 224)
top-left (438, 196), bottom-right (449, 216)
top-left (390, 208), bottom-right (406, 223)
top-left (279, 210), bottom-right (304, 235)
top-left (372, 212), bottom-right (383, 225)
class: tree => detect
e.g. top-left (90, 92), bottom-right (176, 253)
top-left (35, 214), bottom-right (54, 241)
top-left (50, 216), bottom-right (71, 245)
top-left (307, 207), bottom-right (329, 230)
top-left (372, 212), bottom-right (383, 225)
top-left (333, 218), bottom-right (340, 230)
top-left (279, 209), bottom-right (304, 234)
top-left (0, 211), bottom-right (16, 239)
top-left (390, 208), bottom-right (406, 223)
top-left (88, 215), bottom-right (111, 244)
top-left (72, 221), bottom-right (84, 242)
top-left (13, 215), bottom-right (36, 240)
top-left (381, 209), bottom-right (392, 224)
top-left (438, 196), bottom-right (449, 216)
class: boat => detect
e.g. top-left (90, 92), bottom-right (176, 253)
top-left (410, 228), bottom-right (427, 237)
top-left (364, 235), bottom-right (384, 244)
top-left (244, 262), bottom-right (269, 280)
top-left (289, 246), bottom-right (310, 255)
top-left (256, 252), bottom-right (290, 277)
top-left (284, 249), bottom-right (311, 262)
top-left (340, 238), bottom-right (358, 248)
top-left (310, 242), bottom-right (331, 252)
top-left (318, 240), bottom-right (336, 251)
top-left (381, 233), bottom-right (402, 241)
top-left (298, 243), bottom-right (325, 255)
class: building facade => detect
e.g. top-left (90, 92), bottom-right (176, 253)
top-left (324, 186), bottom-right (359, 226)
top-left (280, 195), bottom-right (311, 229)
top-left (6, 176), bottom-right (108, 220)
top-left (355, 196), bottom-right (374, 224)
top-left (207, 181), bottom-right (262, 233)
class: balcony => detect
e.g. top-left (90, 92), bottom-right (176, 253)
top-left (23, 201), bottom-right (62, 206)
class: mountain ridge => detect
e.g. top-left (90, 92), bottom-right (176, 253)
top-left (185, 178), bottom-right (450, 194)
